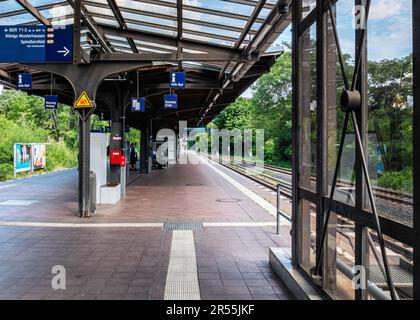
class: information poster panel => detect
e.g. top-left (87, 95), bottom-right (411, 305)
top-left (32, 144), bottom-right (47, 170)
top-left (14, 144), bottom-right (32, 173)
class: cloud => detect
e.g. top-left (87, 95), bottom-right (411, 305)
top-left (367, 13), bottom-right (412, 61)
top-left (370, 0), bottom-right (404, 20)
top-left (333, 0), bottom-right (412, 61)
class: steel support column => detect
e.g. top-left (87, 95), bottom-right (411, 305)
top-left (291, 0), bottom-right (301, 267)
top-left (413, 0), bottom-right (420, 301)
top-left (316, 0), bottom-right (329, 286)
top-left (354, 0), bottom-right (369, 300)
top-left (140, 127), bottom-right (149, 174)
top-left (78, 109), bottom-right (91, 217)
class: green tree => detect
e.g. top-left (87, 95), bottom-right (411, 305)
top-left (212, 97), bottom-right (252, 131)
top-left (251, 51), bottom-right (293, 165)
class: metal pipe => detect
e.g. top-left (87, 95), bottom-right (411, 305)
top-left (336, 260), bottom-right (391, 300)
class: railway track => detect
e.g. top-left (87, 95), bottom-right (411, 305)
top-left (238, 159), bottom-right (413, 206)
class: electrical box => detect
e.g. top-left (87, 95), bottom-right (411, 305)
top-left (110, 150), bottom-right (122, 166)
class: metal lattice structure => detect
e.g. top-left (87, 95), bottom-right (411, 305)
top-left (0, 0), bottom-right (291, 128)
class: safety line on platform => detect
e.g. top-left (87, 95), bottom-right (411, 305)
top-left (0, 222), bottom-right (164, 228)
top-left (164, 230), bottom-right (201, 300)
top-left (0, 221), bottom-right (284, 228)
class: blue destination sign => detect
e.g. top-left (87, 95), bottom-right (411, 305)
top-left (17, 73), bottom-right (32, 90)
top-left (0, 25), bottom-right (73, 63)
top-left (164, 94), bottom-right (178, 109)
top-left (169, 72), bottom-right (186, 88)
top-left (131, 98), bottom-right (146, 112)
top-left (45, 95), bottom-right (58, 110)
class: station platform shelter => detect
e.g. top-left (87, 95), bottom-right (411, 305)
top-left (0, 0), bottom-right (419, 301)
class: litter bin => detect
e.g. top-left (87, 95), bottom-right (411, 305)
top-left (89, 171), bottom-right (97, 214)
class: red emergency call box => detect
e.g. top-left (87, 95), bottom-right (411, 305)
top-left (110, 150), bottom-right (122, 165)
top-left (120, 156), bottom-right (126, 167)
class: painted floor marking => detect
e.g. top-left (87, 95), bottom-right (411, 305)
top-left (0, 200), bottom-right (38, 206)
top-left (0, 221), bottom-right (282, 229)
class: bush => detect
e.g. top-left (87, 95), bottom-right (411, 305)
top-left (46, 140), bottom-right (78, 171)
top-left (377, 169), bottom-right (413, 193)
top-left (0, 163), bottom-right (14, 181)
top-left (0, 115), bottom-right (77, 181)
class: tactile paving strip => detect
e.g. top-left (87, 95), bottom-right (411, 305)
top-left (164, 221), bottom-right (204, 231)
top-left (164, 230), bottom-right (201, 300)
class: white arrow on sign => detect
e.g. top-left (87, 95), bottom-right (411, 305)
top-left (57, 46), bottom-right (70, 57)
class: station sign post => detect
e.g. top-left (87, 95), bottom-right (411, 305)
top-left (169, 72), bottom-right (186, 88)
top-left (45, 95), bottom-right (58, 110)
top-left (131, 98), bottom-right (146, 112)
top-left (16, 73), bottom-right (32, 90)
top-left (164, 94), bottom-right (178, 109)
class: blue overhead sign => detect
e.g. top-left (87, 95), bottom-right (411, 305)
top-left (169, 72), bottom-right (186, 88)
top-left (131, 98), bottom-right (146, 112)
top-left (17, 73), bottom-right (32, 90)
top-left (45, 95), bottom-right (58, 110)
top-left (164, 94), bottom-right (178, 109)
top-left (0, 25), bottom-right (73, 63)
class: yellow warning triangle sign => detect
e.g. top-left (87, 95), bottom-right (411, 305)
top-left (74, 91), bottom-right (93, 109)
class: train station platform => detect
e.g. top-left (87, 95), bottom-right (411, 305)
top-left (0, 153), bottom-right (293, 300)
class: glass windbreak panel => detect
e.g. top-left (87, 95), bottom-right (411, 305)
top-left (32, 0), bottom-right (64, 6)
top-left (183, 0), bottom-right (254, 17)
top-left (116, 0), bottom-right (176, 16)
top-left (40, 5), bottom-right (74, 20)
top-left (365, 1), bottom-right (413, 227)
top-left (299, 199), bottom-right (316, 273)
top-left (326, 2), bottom-right (356, 204)
top-left (183, 10), bottom-right (246, 29)
top-left (183, 23), bottom-right (241, 40)
top-left (0, 0), bottom-right (28, 14)
top-left (85, 5), bottom-right (114, 17)
top-left (302, 0), bottom-right (316, 20)
top-left (299, 24), bottom-right (317, 191)
top-left (127, 23), bottom-right (176, 37)
top-left (366, 229), bottom-right (413, 300)
top-left (122, 11), bottom-right (177, 28)
top-left (183, 32), bottom-right (234, 47)
top-left (0, 12), bottom-right (36, 25)
top-left (324, 213), bottom-right (356, 300)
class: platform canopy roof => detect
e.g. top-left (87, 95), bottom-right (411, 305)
top-left (0, 0), bottom-right (290, 129)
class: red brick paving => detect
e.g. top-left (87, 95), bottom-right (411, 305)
top-left (0, 161), bottom-right (293, 300)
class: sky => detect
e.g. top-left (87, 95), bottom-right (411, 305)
top-left (243, 0), bottom-right (413, 98)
